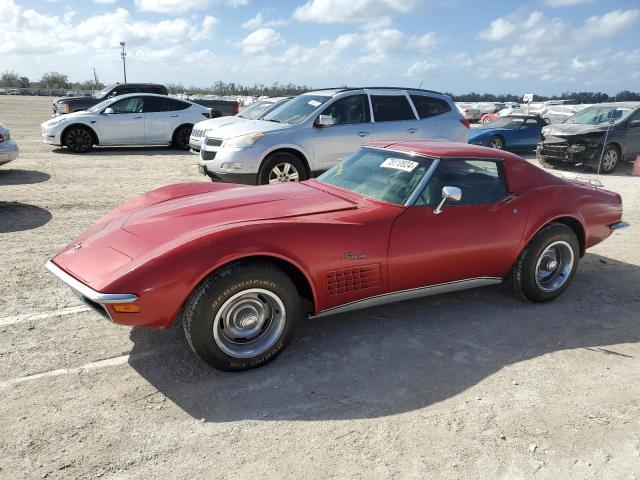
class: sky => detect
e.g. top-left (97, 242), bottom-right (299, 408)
top-left (2, 0), bottom-right (639, 95)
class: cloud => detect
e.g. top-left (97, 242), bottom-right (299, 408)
top-left (582, 9), bottom-right (640, 38)
top-left (240, 28), bottom-right (283, 54)
top-left (542, 0), bottom-right (593, 6)
top-left (134, 0), bottom-right (244, 13)
top-left (93, 0), bottom-right (117, 4)
top-left (293, 0), bottom-right (421, 24)
top-left (242, 11), bottom-right (287, 30)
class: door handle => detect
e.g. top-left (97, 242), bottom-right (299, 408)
top-left (134, 116), bottom-right (143, 119)
top-left (170, 115), bottom-right (179, 118)
top-left (407, 128), bottom-right (418, 134)
top-left (358, 132), bottom-right (370, 137)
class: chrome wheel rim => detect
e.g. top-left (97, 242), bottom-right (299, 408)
top-left (268, 162), bottom-right (299, 184)
top-left (489, 138), bottom-right (503, 149)
top-left (213, 288), bottom-right (286, 359)
top-left (535, 241), bottom-right (574, 293)
top-left (602, 149), bottom-right (617, 171)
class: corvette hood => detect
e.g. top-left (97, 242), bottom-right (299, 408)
top-left (542, 124), bottom-right (609, 137)
top-left (122, 182), bottom-right (357, 243)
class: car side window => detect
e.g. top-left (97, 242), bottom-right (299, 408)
top-left (371, 95), bottom-right (416, 122)
top-left (524, 118), bottom-right (538, 127)
top-left (110, 97), bottom-right (144, 114)
top-left (415, 159), bottom-right (507, 206)
top-left (165, 99), bottom-right (191, 111)
top-left (320, 94), bottom-right (370, 125)
top-left (410, 95), bottom-right (451, 118)
top-left (143, 97), bottom-right (168, 113)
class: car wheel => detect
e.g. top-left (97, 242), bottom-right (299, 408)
top-left (64, 127), bottom-right (94, 153)
top-left (506, 223), bottom-right (579, 303)
top-left (258, 153), bottom-right (307, 185)
top-left (598, 144), bottom-right (619, 174)
top-left (182, 261), bottom-right (302, 371)
top-left (173, 125), bottom-right (192, 151)
top-left (482, 116), bottom-right (492, 124)
top-left (488, 135), bottom-right (504, 150)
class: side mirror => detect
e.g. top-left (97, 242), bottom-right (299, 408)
top-left (433, 186), bottom-right (462, 215)
top-left (103, 107), bottom-right (114, 115)
top-left (315, 115), bottom-right (334, 128)
top-left (630, 120), bottom-right (640, 128)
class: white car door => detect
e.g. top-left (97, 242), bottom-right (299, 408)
top-left (98, 96), bottom-right (145, 145)
top-left (310, 93), bottom-right (373, 169)
top-left (143, 96), bottom-right (174, 144)
top-left (369, 92), bottom-right (421, 141)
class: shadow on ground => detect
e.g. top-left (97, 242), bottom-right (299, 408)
top-left (0, 169), bottom-right (50, 186)
top-left (128, 253), bottom-right (639, 422)
top-left (51, 146), bottom-right (192, 157)
top-left (0, 202), bottom-right (52, 232)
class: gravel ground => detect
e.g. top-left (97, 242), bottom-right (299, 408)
top-left (1, 96), bottom-right (639, 480)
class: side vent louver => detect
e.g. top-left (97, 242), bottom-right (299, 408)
top-left (327, 264), bottom-right (381, 296)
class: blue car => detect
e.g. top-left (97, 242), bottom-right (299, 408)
top-left (469, 115), bottom-right (549, 151)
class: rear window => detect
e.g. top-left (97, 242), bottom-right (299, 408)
top-left (371, 95), bottom-right (416, 122)
top-left (146, 86), bottom-right (166, 94)
top-left (410, 95), bottom-right (451, 118)
top-left (165, 99), bottom-right (191, 111)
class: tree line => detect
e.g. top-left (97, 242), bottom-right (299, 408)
top-left (2, 70), bottom-right (639, 102)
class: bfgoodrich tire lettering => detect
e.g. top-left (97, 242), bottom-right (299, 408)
top-left (506, 223), bottom-right (579, 302)
top-left (182, 261), bottom-right (302, 371)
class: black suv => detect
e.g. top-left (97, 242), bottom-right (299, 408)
top-left (52, 83), bottom-right (168, 116)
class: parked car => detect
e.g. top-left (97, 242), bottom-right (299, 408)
top-left (456, 103), bottom-right (482, 122)
top-left (541, 104), bottom-right (590, 124)
top-left (0, 123), bottom-right (19, 166)
top-left (199, 87), bottom-right (469, 185)
top-left (469, 115), bottom-right (548, 151)
top-left (41, 93), bottom-right (211, 152)
top-left (52, 83), bottom-right (168, 116)
top-left (46, 140), bottom-right (628, 371)
top-left (189, 99), bottom-right (239, 119)
top-left (537, 102), bottom-right (640, 173)
top-left (189, 96), bottom-right (292, 152)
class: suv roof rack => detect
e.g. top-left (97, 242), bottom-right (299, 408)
top-left (314, 86), bottom-right (444, 96)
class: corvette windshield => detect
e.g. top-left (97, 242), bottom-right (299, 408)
top-left (262, 95), bottom-right (330, 124)
top-left (488, 117), bottom-right (526, 129)
top-left (318, 148), bottom-right (434, 205)
top-left (565, 106), bottom-right (633, 125)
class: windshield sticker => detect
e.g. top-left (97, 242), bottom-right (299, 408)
top-left (380, 158), bottom-right (419, 172)
top-left (308, 100), bottom-right (321, 107)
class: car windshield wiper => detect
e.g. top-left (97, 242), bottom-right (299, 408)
top-left (266, 118), bottom-right (282, 123)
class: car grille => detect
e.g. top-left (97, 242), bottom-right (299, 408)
top-left (205, 137), bottom-right (223, 147)
top-left (538, 141), bottom-right (569, 159)
top-left (201, 150), bottom-right (217, 161)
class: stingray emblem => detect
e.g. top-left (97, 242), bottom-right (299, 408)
top-left (73, 243), bottom-right (82, 251)
top-left (343, 252), bottom-right (366, 260)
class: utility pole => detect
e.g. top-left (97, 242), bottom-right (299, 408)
top-left (120, 42), bottom-right (127, 83)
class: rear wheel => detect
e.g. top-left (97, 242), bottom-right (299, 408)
top-left (488, 135), bottom-right (504, 150)
top-left (173, 125), bottom-right (192, 151)
top-left (64, 126), bottom-right (94, 153)
top-left (506, 224), bottom-right (579, 302)
top-left (482, 116), bottom-right (492, 124)
top-left (182, 262), bottom-right (302, 371)
top-left (258, 153), bottom-right (307, 185)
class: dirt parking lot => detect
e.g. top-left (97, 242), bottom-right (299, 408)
top-left (1, 95), bottom-right (639, 480)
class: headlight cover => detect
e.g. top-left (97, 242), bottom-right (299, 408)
top-left (47, 117), bottom-right (69, 127)
top-left (222, 132), bottom-right (264, 149)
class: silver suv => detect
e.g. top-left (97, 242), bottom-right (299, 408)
top-left (198, 87), bottom-right (469, 185)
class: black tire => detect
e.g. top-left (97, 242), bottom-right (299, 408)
top-left (173, 125), bottom-right (192, 151)
top-left (597, 144), bottom-right (620, 174)
top-left (182, 261), bottom-right (302, 371)
top-left (482, 116), bottom-right (492, 124)
top-left (258, 152), bottom-right (307, 185)
top-left (64, 126), bottom-right (94, 153)
top-left (506, 223), bottom-right (579, 303)
top-left (488, 135), bottom-right (504, 150)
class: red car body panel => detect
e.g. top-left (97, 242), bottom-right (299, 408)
top-left (48, 141), bottom-right (623, 328)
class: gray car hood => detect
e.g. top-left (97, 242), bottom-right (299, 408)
top-left (205, 119), bottom-right (292, 139)
top-left (543, 123), bottom-right (610, 136)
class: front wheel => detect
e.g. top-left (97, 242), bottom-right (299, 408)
top-left (598, 144), bottom-right (620, 174)
top-left (182, 262), bottom-right (302, 371)
top-left (506, 223), bottom-right (579, 302)
top-left (64, 126), bottom-right (94, 153)
top-left (488, 135), bottom-right (504, 150)
top-left (258, 153), bottom-right (307, 185)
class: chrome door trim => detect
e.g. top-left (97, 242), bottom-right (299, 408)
top-left (404, 158), bottom-right (440, 206)
top-left (46, 261), bottom-right (137, 304)
top-left (312, 276), bottom-right (502, 318)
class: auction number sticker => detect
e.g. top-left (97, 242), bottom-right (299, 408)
top-left (308, 100), bottom-right (321, 107)
top-left (380, 158), bottom-right (419, 172)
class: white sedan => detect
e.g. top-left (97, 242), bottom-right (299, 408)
top-left (0, 123), bottom-right (19, 166)
top-left (41, 93), bottom-right (211, 153)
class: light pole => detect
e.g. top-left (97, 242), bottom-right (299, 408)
top-left (120, 42), bottom-right (127, 83)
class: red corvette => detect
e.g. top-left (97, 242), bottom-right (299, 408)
top-left (47, 141), bottom-right (628, 371)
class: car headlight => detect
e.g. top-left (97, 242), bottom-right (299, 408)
top-left (46, 117), bottom-right (69, 127)
top-left (222, 133), bottom-right (264, 149)
top-left (567, 145), bottom-right (586, 153)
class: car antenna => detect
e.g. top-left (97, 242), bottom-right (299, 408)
top-left (595, 95), bottom-right (616, 183)
top-left (418, 80), bottom-right (423, 89)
